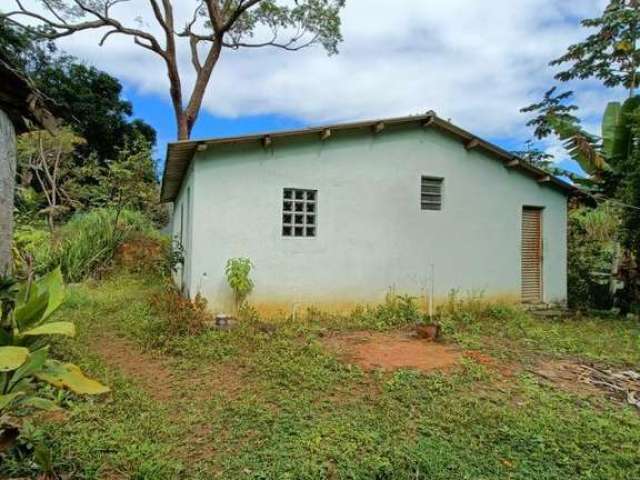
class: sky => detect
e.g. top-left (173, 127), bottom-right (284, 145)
top-left (15, 0), bottom-right (620, 173)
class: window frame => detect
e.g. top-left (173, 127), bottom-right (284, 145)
top-left (281, 188), bottom-right (318, 238)
top-left (420, 175), bottom-right (444, 211)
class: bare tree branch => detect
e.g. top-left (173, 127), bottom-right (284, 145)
top-left (3, 0), bottom-right (345, 140)
top-left (223, 33), bottom-right (319, 51)
top-left (7, 0), bottom-right (165, 56)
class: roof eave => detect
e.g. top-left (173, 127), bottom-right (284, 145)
top-left (160, 112), bottom-right (578, 202)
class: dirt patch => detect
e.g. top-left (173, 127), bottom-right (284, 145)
top-left (90, 334), bottom-right (244, 468)
top-left (324, 331), bottom-right (462, 372)
top-left (91, 333), bottom-right (176, 401)
top-left (463, 350), bottom-right (517, 377)
top-left (92, 334), bottom-right (247, 404)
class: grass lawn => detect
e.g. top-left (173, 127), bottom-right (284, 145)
top-left (2, 272), bottom-right (639, 479)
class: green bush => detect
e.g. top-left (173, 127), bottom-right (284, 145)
top-left (567, 204), bottom-right (619, 310)
top-left (13, 208), bottom-right (157, 283)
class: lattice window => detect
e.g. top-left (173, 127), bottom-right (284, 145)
top-left (421, 176), bottom-right (443, 211)
top-left (282, 188), bottom-right (317, 237)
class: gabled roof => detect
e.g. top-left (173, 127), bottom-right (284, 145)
top-left (160, 111), bottom-right (576, 202)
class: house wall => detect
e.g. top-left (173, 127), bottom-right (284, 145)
top-left (185, 124), bottom-right (568, 315)
top-left (171, 162), bottom-right (195, 295)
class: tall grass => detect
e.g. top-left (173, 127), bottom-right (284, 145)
top-left (14, 208), bottom-right (158, 282)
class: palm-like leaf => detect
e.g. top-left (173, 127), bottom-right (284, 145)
top-left (547, 114), bottom-right (608, 175)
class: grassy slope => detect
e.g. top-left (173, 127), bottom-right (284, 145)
top-left (2, 273), bottom-right (639, 479)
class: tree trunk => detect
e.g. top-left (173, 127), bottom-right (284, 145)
top-left (177, 113), bottom-right (190, 141)
top-left (0, 109), bottom-right (16, 276)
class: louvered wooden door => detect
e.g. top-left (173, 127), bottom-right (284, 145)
top-left (521, 207), bottom-right (543, 303)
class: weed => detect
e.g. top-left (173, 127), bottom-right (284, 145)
top-left (225, 257), bottom-right (254, 312)
top-left (2, 273), bottom-right (639, 479)
top-left (348, 293), bottom-right (425, 330)
top-left (148, 285), bottom-right (212, 345)
top-left (13, 208), bottom-right (159, 283)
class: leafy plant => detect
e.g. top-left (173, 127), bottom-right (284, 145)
top-left (225, 258), bottom-right (254, 312)
top-left (568, 204), bottom-right (621, 309)
top-left (521, 2), bottom-right (640, 311)
top-left (345, 293), bottom-right (424, 330)
top-left (148, 285), bottom-right (211, 344)
top-left (13, 208), bottom-right (157, 282)
top-left (0, 267), bottom-right (109, 451)
top-left (16, 127), bottom-right (86, 230)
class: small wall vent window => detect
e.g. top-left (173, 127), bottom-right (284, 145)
top-left (282, 188), bottom-right (317, 237)
top-left (421, 176), bottom-right (443, 211)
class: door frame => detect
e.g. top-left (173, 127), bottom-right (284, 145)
top-left (521, 205), bottom-right (544, 304)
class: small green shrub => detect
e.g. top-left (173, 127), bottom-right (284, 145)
top-left (225, 258), bottom-right (254, 311)
top-left (115, 233), bottom-right (179, 278)
top-left (12, 225), bottom-right (55, 274)
top-left (147, 286), bottom-right (212, 347)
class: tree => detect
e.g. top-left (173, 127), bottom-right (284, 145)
top-left (0, 18), bottom-right (156, 161)
top-left (3, 0), bottom-right (346, 140)
top-left (34, 58), bottom-right (156, 161)
top-left (16, 127), bottom-right (85, 230)
top-left (511, 139), bottom-right (568, 177)
top-left (551, 0), bottom-right (640, 95)
top-left (521, 1), bottom-right (640, 309)
top-left (67, 134), bottom-right (169, 226)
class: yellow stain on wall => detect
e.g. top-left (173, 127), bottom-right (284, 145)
top-left (247, 291), bottom-right (522, 319)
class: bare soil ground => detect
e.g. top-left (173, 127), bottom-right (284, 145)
top-left (90, 332), bottom-right (251, 466)
top-left (324, 330), bottom-right (463, 372)
top-left (92, 333), bottom-right (176, 401)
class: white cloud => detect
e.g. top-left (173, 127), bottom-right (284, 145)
top-left (17, 0), bottom-right (618, 155)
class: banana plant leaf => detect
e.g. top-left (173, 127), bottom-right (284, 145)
top-left (13, 268), bottom-right (66, 332)
top-left (9, 347), bottom-right (49, 391)
top-left (35, 360), bottom-right (110, 395)
top-left (22, 322), bottom-right (76, 338)
top-left (602, 97), bottom-right (640, 164)
top-left (0, 347), bottom-right (29, 372)
top-left (37, 267), bottom-right (65, 322)
top-left (13, 291), bottom-right (49, 332)
top-left (602, 102), bottom-right (622, 160)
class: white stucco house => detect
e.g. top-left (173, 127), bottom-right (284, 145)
top-left (160, 112), bottom-right (575, 316)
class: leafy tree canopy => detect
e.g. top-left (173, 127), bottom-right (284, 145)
top-left (551, 0), bottom-right (640, 92)
top-left (34, 58), bottom-right (156, 161)
top-left (0, 18), bottom-right (155, 162)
